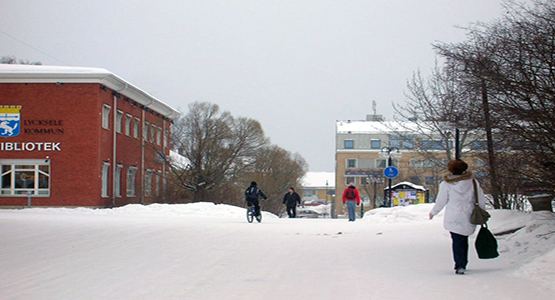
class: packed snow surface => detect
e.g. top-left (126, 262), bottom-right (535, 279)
top-left (1, 203), bottom-right (554, 300)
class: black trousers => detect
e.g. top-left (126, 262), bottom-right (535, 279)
top-left (247, 199), bottom-right (260, 216)
top-left (450, 232), bottom-right (469, 270)
top-left (286, 205), bottom-right (297, 218)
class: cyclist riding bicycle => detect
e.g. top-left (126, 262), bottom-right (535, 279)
top-left (245, 181), bottom-right (267, 216)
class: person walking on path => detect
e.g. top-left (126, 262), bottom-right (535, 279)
top-left (283, 187), bottom-right (301, 218)
top-left (342, 182), bottom-right (361, 222)
top-left (245, 181), bottom-right (267, 216)
top-left (429, 160), bottom-right (487, 275)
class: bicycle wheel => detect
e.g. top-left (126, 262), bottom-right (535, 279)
top-left (246, 207), bottom-right (254, 223)
top-left (255, 211), bottom-right (262, 223)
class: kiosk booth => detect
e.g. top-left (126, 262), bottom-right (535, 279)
top-left (384, 181), bottom-right (428, 206)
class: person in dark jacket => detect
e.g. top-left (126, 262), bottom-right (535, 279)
top-left (245, 181), bottom-right (267, 216)
top-left (283, 187), bottom-right (301, 218)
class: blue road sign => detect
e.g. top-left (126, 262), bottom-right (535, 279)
top-left (384, 166), bottom-right (399, 179)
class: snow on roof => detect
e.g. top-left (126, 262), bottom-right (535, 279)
top-left (169, 150), bottom-right (190, 169)
top-left (0, 64), bottom-right (180, 119)
top-left (385, 181), bottom-right (427, 191)
top-left (336, 120), bottom-right (423, 134)
top-left (301, 172), bottom-right (335, 188)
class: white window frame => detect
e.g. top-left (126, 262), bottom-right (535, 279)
top-left (125, 114), bottom-right (132, 136)
top-left (102, 104), bottom-right (111, 129)
top-left (156, 127), bottom-right (161, 146)
top-left (0, 159), bottom-right (51, 197)
top-left (101, 162), bottom-right (110, 198)
top-left (345, 176), bottom-right (356, 186)
top-left (115, 164), bottom-right (123, 197)
top-left (143, 122), bottom-right (149, 141)
top-left (145, 169), bottom-right (153, 197)
top-left (155, 170), bottom-right (162, 197)
top-left (346, 159), bottom-right (357, 168)
top-left (127, 166), bottom-right (137, 197)
top-left (133, 117), bottom-right (140, 139)
top-left (115, 110), bottom-right (123, 134)
top-left (150, 124), bottom-right (156, 143)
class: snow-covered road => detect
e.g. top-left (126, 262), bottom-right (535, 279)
top-left (1, 203), bottom-right (553, 300)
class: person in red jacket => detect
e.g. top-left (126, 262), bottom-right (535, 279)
top-left (342, 182), bottom-right (361, 221)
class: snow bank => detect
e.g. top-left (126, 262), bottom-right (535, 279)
top-left (18, 202), bottom-right (280, 219)
top-left (363, 203), bottom-right (433, 223)
top-left (365, 203), bottom-right (555, 290)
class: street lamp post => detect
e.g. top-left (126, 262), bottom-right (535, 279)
top-left (440, 122), bottom-right (461, 161)
top-left (455, 128), bottom-right (460, 160)
top-left (380, 146), bottom-right (402, 207)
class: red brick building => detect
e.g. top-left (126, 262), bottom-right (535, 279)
top-left (0, 65), bottom-right (180, 208)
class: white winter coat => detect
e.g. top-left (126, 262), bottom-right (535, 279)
top-left (430, 172), bottom-right (487, 236)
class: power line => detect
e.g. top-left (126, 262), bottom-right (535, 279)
top-left (1, 30), bottom-right (71, 66)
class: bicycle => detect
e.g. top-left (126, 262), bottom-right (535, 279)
top-left (246, 204), bottom-right (262, 223)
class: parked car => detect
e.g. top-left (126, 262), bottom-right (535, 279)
top-left (297, 209), bottom-right (320, 218)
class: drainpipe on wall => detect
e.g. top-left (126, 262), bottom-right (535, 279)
top-left (112, 84), bottom-right (127, 207)
top-left (140, 108), bottom-right (145, 205)
top-left (162, 119), bottom-right (167, 202)
top-left (111, 94), bottom-right (118, 207)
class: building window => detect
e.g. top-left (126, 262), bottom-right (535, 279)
top-left (145, 169), bottom-right (153, 197)
top-left (390, 135), bottom-right (414, 149)
top-left (115, 164), bottom-right (123, 197)
top-left (344, 140), bottom-right (354, 149)
top-left (345, 176), bottom-right (355, 186)
top-left (143, 122), bottom-right (149, 141)
top-left (0, 159), bottom-right (50, 196)
top-left (376, 159), bottom-right (387, 168)
top-left (422, 140), bottom-right (444, 150)
top-left (346, 159), bottom-right (357, 168)
top-left (150, 124), bottom-right (156, 143)
top-left (410, 159), bottom-right (447, 169)
top-left (155, 171), bottom-right (161, 197)
top-left (115, 110), bottom-right (123, 133)
top-left (102, 104), bottom-right (111, 129)
top-left (133, 117), bottom-right (140, 139)
top-left (101, 162), bottom-right (110, 198)
top-left (125, 114), bottom-right (132, 136)
top-left (156, 127), bottom-right (162, 146)
top-left (371, 140), bottom-right (381, 149)
top-left (127, 167), bottom-right (137, 197)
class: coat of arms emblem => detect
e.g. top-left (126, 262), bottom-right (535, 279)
top-left (0, 105), bottom-right (21, 138)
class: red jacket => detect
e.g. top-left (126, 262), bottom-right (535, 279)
top-left (342, 186), bottom-right (361, 205)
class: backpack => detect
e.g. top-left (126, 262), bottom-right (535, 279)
top-left (246, 186), bottom-right (259, 199)
top-left (345, 188), bottom-right (356, 200)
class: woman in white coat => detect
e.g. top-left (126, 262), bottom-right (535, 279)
top-left (429, 160), bottom-right (487, 275)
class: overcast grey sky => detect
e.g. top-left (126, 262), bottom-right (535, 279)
top-left (1, 0), bottom-right (508, 172)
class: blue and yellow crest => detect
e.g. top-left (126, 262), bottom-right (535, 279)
top-left (0, 105), bottom-right (21, 138)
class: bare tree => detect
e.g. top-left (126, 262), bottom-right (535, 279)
top-left (1, 55), bottom-right (42, 65)
top-left (171, 101), bottom-right (269, 202)
top-left (244, 145), bottom-right (308, 215)
top-left (431, 0), bottom-right (555, 208)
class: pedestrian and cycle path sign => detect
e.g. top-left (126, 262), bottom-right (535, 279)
top-left (384, 166), bottom-right (399, 179)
